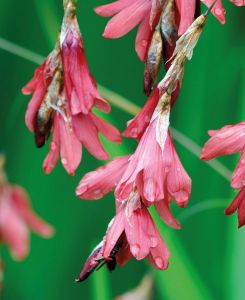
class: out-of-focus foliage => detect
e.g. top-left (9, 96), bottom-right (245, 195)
top-left (0, 1), bottom-right (244, 299)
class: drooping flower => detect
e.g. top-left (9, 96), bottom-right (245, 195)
top-left (118, 92), bottom-right (191, 208)
top-left (22, 0), bottom-right (121, 175)
top-left (0, 156), bottom-right (54, 260)
top-left (201, 122), bottom-right (245, 227)
top-left (77, 200), bottom-right (169, 282)
top-left (76, 91), bottom-right (189, 228)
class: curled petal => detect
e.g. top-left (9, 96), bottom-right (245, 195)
top-left (175, 0), bottom-right (196, 35)
top-left (232, 150), bottom-right (245, 189)
top-left (95, 0), bottom-right (133, 17)
top-left (167, 135), bottom-right (191, 207)
top-left (102, 0), bottom-right (151, 39)
top-left (123, 88), bottom-right (159, 140)
top-left (154, 199), bottom-right (181, 229)
top-left (225, 187), bottom-right (245, 228)
top-left (11, 186), bottom-right (54, 237)
top-left (76, 155), bottom-right (130, 200)
top-left (201, 123), bottom-right (245, 160)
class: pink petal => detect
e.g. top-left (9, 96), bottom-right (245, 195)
top-left (147, 232), bottom-right (169, 270)
top-left (154, 199), bottom-right (181, 229)
top-left (167, 134), bottom-right (191, 207)
top-left (73, 114), bottom-right (108, 160)
top-left (11, 186), bottom-right (54, 237)
top-left (0, 197), bottom-right (29, 260)
top-left (62, 31), bottom-right (108, 114)
top-left (103, 209), bottom-right (126, 258)
top-left (201, 123), bottom-right (245, 160)
top-left (201, 0), bottom-right (226, 24)
top-left (125, 207), bottom-right (152, 260)
top-left (231, 150), bottom-right (245, 189)
top-left (116, 234), bottom-right (132, 266)
top-left (175, 0), bottom-right (196, 35)
top-left (43, 113), bottom-right (61, 174)
top-left (230, 0), bottom-right (245, 6)
top-left (225, 187), bottom-right (245, 215)
top-left (90, 113), bottom-right (122, 143)
top-left (76, 155), bottom-right (130, 200)
top-left (103, 0), bottom-right (151, 39)
top-left (57, 113), bottom-right (82, 175)
top-left (123, 88), bottom-right (159, 140)
top-left (95, 0), bottom-right (133, 17)
top-left (135, 14), bottom-right (152, 61)
top-left (22, 62), bottom-right (46, 95)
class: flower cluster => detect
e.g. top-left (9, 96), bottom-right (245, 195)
top-left (95, 0), bottom-right (244, 95)
top-left (0, 156), bottom-right (53, 261)
top-left (201, 122), bottom-right (245, 227)
top-left (23, 0), bottom-right (121, 175)
top-left (76, 13), bottom-right (209, 281)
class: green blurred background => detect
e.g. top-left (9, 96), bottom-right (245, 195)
top-left (0, 1), bottom-right (244, 299)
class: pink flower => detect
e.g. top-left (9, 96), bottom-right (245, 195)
top-left (225, 187), bottom-right (245, 228)
top-left (76, 155), bottom-right (130, 199)
top-left (118, 90), bottom-right (191, 207)
top-left (201, 122), bottom-right (245, 189)
top-left (60, 6), bottom-right (110, 115)
top-left (117, 128), bottom-right (191, 208)
top-left (0, 184), bottom-right (54, 260)
top-left (77, 202), bottom-right (169, 282)
top-left (22, 47), bottom-right (60, 133)
top-left (201, 122), bottom-right (245, 227)
top-left (43, 109), bottom-right (121, 175)
top-left (22, 1), bottom-right (121, 175)
top-left (95, 0), bottom-right (165, 61)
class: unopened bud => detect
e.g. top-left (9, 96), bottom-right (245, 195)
top-left (144, 29), bottom-right (163, 95)
top-left (34, 69), bottom-right (62, 148)
top-left (160, 0), bottom-right (178, 46)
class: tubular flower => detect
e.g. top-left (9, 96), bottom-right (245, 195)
top-left (77, 199), bottom-right (169, 282)
top-left (118, 91), bottom-right (191, 208)
top-left (95, 0), bottom-right (200, 61)
top-left (201, 122), bottom-right (245, 227)
top-left (22, 0), bottom-right (121, 175)
top-left (0, 157), bottom-right (54, 260)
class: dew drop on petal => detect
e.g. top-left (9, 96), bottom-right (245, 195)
top-left (155, 256), bottom-right (164, 268)
top-left (142, 39), bottom-right (148, 47)
top-left (94, 189), bottom-right (101, 196)
top-left (164, 167), bottom-right (170, 173)
top-left (50, 142), bottom-right (57, 151)
top-left (130, 128), bottom-right (138, 136)
top-left (150, 236), bottom-right (158, 247)
top-left (61, 158), bottom-right (68, 165)
top-left (214, 8), bottom-right (224, 16)
top-left (144, 115), bottom-right (150, 123)
top-left (131, 244), bottom-right (140, 256)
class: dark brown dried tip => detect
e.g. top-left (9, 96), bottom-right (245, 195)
top-left (77, 240), bottom-right (122, 283)
top-left (144, 29), bottom-right (163, 96)
top-left (34, 103), bottom-right (54, 148)
top-left (195, 0), bottom-right (201, 18)
top-left (160, 0), bottom-right (178, 47)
